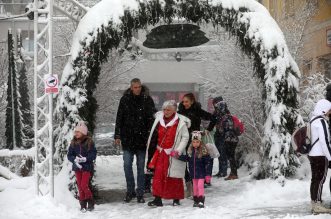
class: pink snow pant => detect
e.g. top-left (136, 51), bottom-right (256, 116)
top-left (193, 179), bottom-right (204, 197)
top-left (75, 171), bottom-right (92, 201)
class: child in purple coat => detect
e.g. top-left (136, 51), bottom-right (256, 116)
top-left (67, 121), bottom-right (97, 212)
top-left (174, 131), bottom-right (210, 208)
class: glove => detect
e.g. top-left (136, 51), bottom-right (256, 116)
top-left (79, 157), bottom-right (87, 163)
top-left (75, 161), bottom-right (82, 169)
top-left (75, 156), bottom-right (87, 163)
top-left (170, 150), bottom-right (179, 158)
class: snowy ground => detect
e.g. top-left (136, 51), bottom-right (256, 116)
top-left (1, 155), bottom-right (331, 219)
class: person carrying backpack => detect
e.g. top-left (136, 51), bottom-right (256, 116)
top-left (308, 99), bottom-right (331, 214)
top-left (207, 100), bottom-right (240, 180)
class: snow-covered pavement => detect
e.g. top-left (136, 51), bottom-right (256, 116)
top-left (1, 155), bottom-right (331, 219)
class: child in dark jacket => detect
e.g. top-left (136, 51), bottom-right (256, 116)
top-left (175, 131), bottom-right (210, 208)
top-left (67, 121), bottom-right (97, 212)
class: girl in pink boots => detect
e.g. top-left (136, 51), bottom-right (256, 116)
top-left (173, 131), bottom-right (210, 208)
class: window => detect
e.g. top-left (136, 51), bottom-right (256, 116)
top-left (269, 0), bottom-right (279, 19)
top-left (303, 59), bottom-right (313, 76)
top-left (320, 56), bottom-right (331, 79)
top-left (21, 30), bottom-right (33, 52)
top-left (285, 0), bottom-right (295, 18)
top-left (1, 0), bottom-right (30, 16)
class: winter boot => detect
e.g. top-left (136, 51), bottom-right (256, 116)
top-left (225, 174), bottom-right (238, 181)
top-left (87, 198), bottom-right (95, 211)
top-left (148, 196), bottom-right (163, 207)
top-left (193, 196), bottom-right (199, 207)
top-left (186, 182), bottom-right (193, 198)
top-left (205, 176), bottom-right (212, 187)
top-left (198, 196), bottom-right (205, 208)
top-left (124, 192), bottom-right (136, 203)
top-left (80, 200), bottom-right (87, 213)
top-left (213, 172), bottom-right (227, 178)
top-left (173, 199), bottom-right (180, 206)
top-left (311, 201), bottom-right (331, 214)
top-left (137, 196), bottom-right (145, 203)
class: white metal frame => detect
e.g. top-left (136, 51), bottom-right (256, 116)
top-left (33, 0), bottom-right (87, 197)
top-left (34, 0), bottom-right (54, 197)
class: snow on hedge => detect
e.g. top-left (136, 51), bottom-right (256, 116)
top-left (0, 147), bottom-right (35, 158)
top-left (58, 0), bottom-right (302, 179)
top-left (71, 0), bottom-right (138, 61)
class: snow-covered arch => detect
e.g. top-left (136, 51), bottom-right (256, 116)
top-left (57, 0), bottom-right (302, 179)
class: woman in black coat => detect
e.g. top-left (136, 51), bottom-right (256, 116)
top-left (178, 93), bottom-right (212, 196)
top-left (178, 93), bottom-right (212, 133)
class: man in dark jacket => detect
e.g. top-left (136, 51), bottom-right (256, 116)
top-left (115, 78), bottom-right (156, 203)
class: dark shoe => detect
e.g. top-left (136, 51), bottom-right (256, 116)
top-left (225, 174), bottom-right (238, 181)
top-left (148, 196), bottom-right (163, 207)
top-left (173, 199), bottom-right (180, 206)
top-left (213, 172), bottom-right (227, 178)
top-left (80, 200), bottom-right (87, 212)
top-left (87, 199), bottom-right (95, 211)
top-left (198, 196), bottom-right (205, 208)
top-left (213, 172), bottom-right (221, 178)
top-left (124, 192), bottom-right (136, 203)
top-left (205, 182), bottom-right (211, 187)
top-left (137, 196), bottom-right (145, 203)
top-left (193, 196), bottom-right (199, 207)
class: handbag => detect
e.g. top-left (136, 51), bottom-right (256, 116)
top-left (203, 132), bottom-right (220, 158)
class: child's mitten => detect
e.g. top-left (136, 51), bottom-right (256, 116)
top-left (75, 161), bottom-right (82, 169)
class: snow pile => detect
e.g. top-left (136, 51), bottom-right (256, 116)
top-left (1, 156), bottom-right (330, 218)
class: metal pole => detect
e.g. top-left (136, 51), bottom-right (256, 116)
top-left (48, 0), bottom-right (54, 198)
top-left (33, 0), bottom-right (39, 196)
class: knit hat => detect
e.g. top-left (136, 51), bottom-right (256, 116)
top-left (215, 100), bottom-right (228, 114)
top-left (212, 96), bottom-right (223, 105)
top-left (74, 121), bottom-right (88, 136)
top-left (191, 131), bottom-right (202, 141)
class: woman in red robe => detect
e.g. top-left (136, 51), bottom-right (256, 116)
top-left (146, 100), bottom-right (190, 207)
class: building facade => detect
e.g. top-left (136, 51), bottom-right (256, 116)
top-left (259, 0), bottom-right (331, 78)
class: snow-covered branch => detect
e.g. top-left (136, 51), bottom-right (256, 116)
top-left (0, 147), bottom-right (35, 158)
top-left (0, 164), bottom-right (19, 180)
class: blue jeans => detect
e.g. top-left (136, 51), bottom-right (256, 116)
top-left (123, 150), bottom-right (146, 197)
top-left (214, 135), bottom-right (228, 175)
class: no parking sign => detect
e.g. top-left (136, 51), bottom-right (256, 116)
top-left (44, 74), bottom-right (59, 94)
